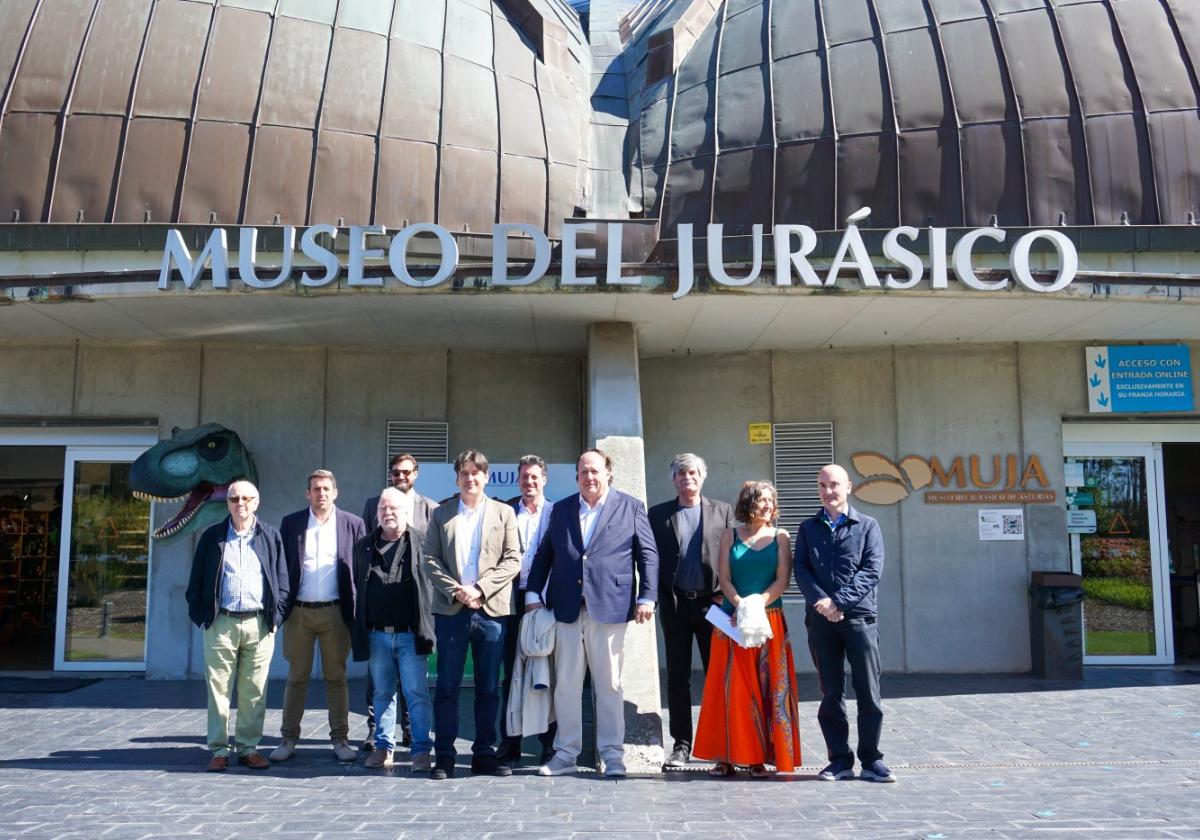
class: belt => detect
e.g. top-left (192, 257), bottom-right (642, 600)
top-left (370, 625), bottom-right (408, 634)
top-left (219, 607), bottom-right (262, 619)
top-left (296, 599), bottom-right (339, 608)
top-left (675, 588), bottom-right (709, 600)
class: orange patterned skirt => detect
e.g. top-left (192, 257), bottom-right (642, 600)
top-left (692, 608), bottom-right (802, 771)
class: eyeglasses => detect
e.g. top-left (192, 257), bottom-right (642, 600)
top-left (227, 496), bottom-right (256, 503)
top-left (390, 469), bottom-right (415, 476)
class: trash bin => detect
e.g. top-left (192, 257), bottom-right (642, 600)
top-left (1029, 571), bottom-right (1084, 680)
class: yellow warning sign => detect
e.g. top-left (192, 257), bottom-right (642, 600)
top-left (748, 423), bottom-right (773, 445)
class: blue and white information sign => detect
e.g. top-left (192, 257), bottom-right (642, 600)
top-left (1086, 345), bottom-right (1194, 413)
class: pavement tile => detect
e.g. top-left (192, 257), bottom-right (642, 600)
top-left (0, 669), bottom-right (1198, 837)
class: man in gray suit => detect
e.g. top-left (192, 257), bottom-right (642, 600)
top-left (423, 449), bottom-right (521, 779)
top-left (358, 452), bottom-right (437, 752)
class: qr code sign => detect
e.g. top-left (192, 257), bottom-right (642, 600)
top-left (1002, 515), bottom-right (1023, 536)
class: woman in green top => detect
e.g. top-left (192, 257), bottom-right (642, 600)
top-left (692, 480), bottom-right (802, 778)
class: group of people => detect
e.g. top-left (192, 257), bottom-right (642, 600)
top-left (185, 447), bottom-right (892, 783)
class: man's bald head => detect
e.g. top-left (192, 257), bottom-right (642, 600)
top-left (818, 464), bottom-right (850, 485)
top-left (817, 464), bottom-right (852, 518)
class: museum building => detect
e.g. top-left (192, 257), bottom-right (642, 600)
top-left (0, 0), bottom-right (1198, 687)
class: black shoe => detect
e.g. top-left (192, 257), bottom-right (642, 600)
top-left (471, 754), bottom-right (510, 776)
top-left (495, 738), bottom-right (521, 766)
top-left (431, 755), bottom-right (455, 780)
top-left (538, 746), bottom-right (556, 766)
top-left (663, 743), bottom-right (690, 769)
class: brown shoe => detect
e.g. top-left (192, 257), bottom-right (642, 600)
top-left (364, 748), bottom-right (393, 769)
top-left (206, 754), bottom-right (228, 773)
top-left (239, 752), bottom-right (270, 770)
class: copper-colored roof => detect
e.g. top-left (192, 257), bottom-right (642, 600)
top-left (629, 0), bottom-right (1200, 229)
top-left (0, 0), bottom-right (590, 236)
top-left (7, 0), bottom-right (1200, 238)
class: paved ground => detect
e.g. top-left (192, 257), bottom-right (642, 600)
top-left (0, 668), bottom-right (1198, 839)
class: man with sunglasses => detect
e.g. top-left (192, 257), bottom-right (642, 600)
top-left (186, 479), bottom-right (288, 772)
top-left (358, 453), bottom-right (437, 753)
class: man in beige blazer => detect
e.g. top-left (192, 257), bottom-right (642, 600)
top-left (423, 449), bottom-right (521, 780)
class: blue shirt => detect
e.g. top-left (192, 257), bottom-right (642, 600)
top-left (793, 505), bottom-right (884, 617)
top-left (219, 519), bottom-right (265, 611)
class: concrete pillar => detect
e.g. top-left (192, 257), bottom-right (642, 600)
top-left (586, 321), bottom-right (663, 772)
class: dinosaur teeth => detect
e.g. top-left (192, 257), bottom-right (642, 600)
top-left (132, 490), bottom-right (186, 504)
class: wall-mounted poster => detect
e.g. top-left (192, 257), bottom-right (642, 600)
top-left (979, 509), bottom-right (1025, 541)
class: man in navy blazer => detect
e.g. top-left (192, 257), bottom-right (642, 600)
top-left (271, 469), bottom-right (366, 764)
top-left (525, 449), bottom-right (659, 778)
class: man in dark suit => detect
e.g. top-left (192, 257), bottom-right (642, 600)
top-left (648, 453), bottom-right (734, 770)
top-left (358, 452), bottom-right (437, 753)
top-left (271, 469), bottom-right (366, 764)
top-left (525, 448), bottom-right (659, 778)
top-left (185, 479), bottom-right (288, 772)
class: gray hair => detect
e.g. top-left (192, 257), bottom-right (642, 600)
top-left (669, 453), bottom-right (707, 484)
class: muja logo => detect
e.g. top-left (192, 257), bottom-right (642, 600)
top-left (850, 452), bottom-right (1055, 505)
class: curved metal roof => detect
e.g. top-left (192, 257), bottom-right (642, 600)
top-left (632, 0), bottom-right (1200, 231)
top-left (0, 0), bottom-right (590, 236)
top-left (4, 0), bottom-right (1200, 240)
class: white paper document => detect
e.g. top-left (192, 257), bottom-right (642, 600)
top-left (705, 604), bottom-right (744, 646)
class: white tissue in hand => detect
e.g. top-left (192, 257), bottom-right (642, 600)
top-left (735, 593), bottom-right (773, 649)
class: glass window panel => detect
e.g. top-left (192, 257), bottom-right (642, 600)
top-left (1071, 456), bottom-right (1156, 658)
top-left (64, 462), bottom-right (150, 664)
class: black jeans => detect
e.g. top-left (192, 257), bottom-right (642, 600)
top-left (499, 605), bottom-right (555, 758)
top-left (658, 591), bottom-right (714, 749)
top-left (806, 611), bottom-right (883, 765)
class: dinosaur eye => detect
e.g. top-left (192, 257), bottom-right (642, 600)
top-left (199, 436), bottom-right (229, 461)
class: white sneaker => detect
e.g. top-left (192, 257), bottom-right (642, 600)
top-left (603, 759), bottom-right (626, 778)
top-left (332, 740), bottom-right (356, 762)
top-left (269, 738), bottom-right (297, 762)
top-left (538, 754), bottom-right (579, 776)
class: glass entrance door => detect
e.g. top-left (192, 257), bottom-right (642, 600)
top-left (55, 448), bottom-right (153, 671)
top-left (1064, 444), bottom-right (1172, 664)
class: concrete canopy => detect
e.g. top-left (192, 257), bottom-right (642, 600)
top-left (4, 284), bottom-right (1199, 355)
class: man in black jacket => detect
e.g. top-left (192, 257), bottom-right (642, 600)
top-left (352, 487), bottom-right (436, 773)
top-left (648, 453), bottom-right (734, 770)
top-left (185, 479), bottom-right (288, 773)
top-left (358, 452), bottom-right (437, 752)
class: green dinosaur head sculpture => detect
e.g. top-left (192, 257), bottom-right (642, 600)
top-left (130, 423), bottom-right (258, 543)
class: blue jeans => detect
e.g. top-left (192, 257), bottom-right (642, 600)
top-left (434, 609), bottom-right (505, 758)
top-left (368, 630), bottom-right (433, 755)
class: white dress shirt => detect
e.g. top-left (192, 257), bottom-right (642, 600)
top-left (454, 498), bottom-right (486, 587)
top-left (579, 491), bottom-right (608, 548)
top-left (297, 509), bottom-right (339, 602)
top-left (516, 497), bottom-right (553, 589)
